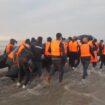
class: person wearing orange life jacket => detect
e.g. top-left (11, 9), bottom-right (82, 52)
top-left (4, 39), bottom-right (16, 55)
top-left (67, 36), bottom-right (72, 58)
top-left (16, 40), bottom-right (28, 57)
top-left (90, 39), bottom-right (99, 68)
top-left (7, 40), bottom-right (18, 62)
top-left (68, 36), bottom-right (80, 70)
top-left (3, 39), bottom-right (16, 68)
top-left (0, 39), bottom-right (15, 69)
top-left (6, 47), bottom-right (19, 81)
top-left (98, 40), bottom-right (104, 62)
top-left (62, 38), bottom-right (68, 67)
top-left (50, 33), bottom-right (66, 84)
top-left (44, 37), bottom-right (52, 57)
top-left (5, 39), bottom-right (17, 67)
top-left (43, 37), bottom-right (52, 84)
top-left (100, 42), bottom-right (105, 69)
top-left (6, 49), bottom-right (17, 68)
top-left (11, 40), bottom-right (24, 63)
top-left (80, 37), bottom-right (95, 79)
top-left (16, 39), bottom-right (32, 89)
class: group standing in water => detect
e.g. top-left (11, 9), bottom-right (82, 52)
top-left (0, 33), bottom-right (105, 89)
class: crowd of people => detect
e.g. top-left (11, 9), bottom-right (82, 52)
top-left (0, 33), bottom-right (105, 89)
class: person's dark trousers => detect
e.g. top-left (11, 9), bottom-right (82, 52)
top-left (62, 55), bottom-right (67, 68)
top-left (68, 52), bottom-right (74, 67)
top-left (99, 54), bottom-right (102, 62)
top-left (18, 64), bottom-right (31, 85)
top-left (100, 55), bottom-right (105, 69)
top-left (100, 61), bottom-right (105, 69)
top-left (32, 61), bottom-right (42, 77)
top-left (51, 58), bottom-right (64, 83)
top-left (100, 62), bottom-right (103, 69)
top-left (81, 57), bottom-right (90, 79)
top-left (44, 56), bottom-right (52, 73)
top-left (18, 66), bottom-right (24, 83)
top-left (68, 52), bottom-right (79, 68)
top-left (75, 53), bottom-right (80, 67)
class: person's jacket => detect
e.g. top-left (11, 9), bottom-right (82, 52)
top-left (31, 42), bottom-right (43, 61)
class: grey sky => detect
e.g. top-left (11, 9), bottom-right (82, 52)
top-left (0, 0), bottom-right (105, 40)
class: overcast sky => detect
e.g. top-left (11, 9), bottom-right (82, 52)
top-left (0, 0), bottom-right (105, 40)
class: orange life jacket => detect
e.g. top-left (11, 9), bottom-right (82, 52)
top-left (68, 41), bottom-right (79, 52)
top-left (16, 41), bottom-right (30, 57)
top-left (80, 44), bottom-right (91, 57)
top-left (44, 42), bottom-right (51, 56)
top-left (6, 43), bottom-right (14, 54)
top-left (8, 51), bottom-right (14, 60)
top-left (51, 40), bottom-right (61, 56)
top-left (91, 51), bottom-right (98, 62)
top-left (91, 42), bottom-right (98, 62)
top-left (102, 45), bottom-right (105, 55)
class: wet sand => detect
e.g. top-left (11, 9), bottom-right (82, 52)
top-left (0, 64), bottom-right (105, 105)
